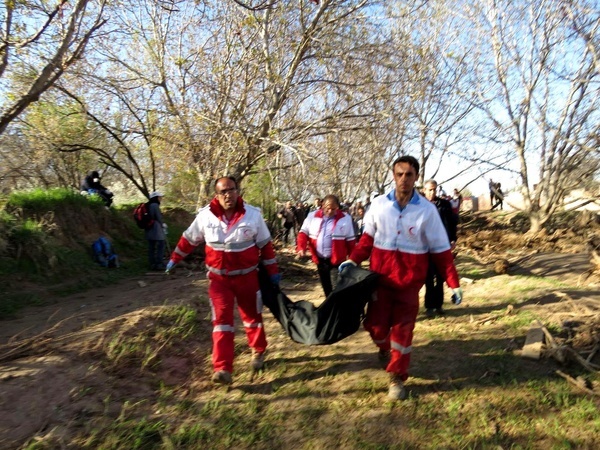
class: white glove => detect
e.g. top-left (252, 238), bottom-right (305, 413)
top-left (451, 287), bottom-right (463, 305)
top-left (162, 223), bottom-right (168, 234)
top-left (338, 260), bottom-right (357, 273)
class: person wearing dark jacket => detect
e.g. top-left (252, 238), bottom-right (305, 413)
top-left (80, 170), bottom-right (114, 207)
top-left (422, 179), bottom-right (458, 317)
top-left (145, 191), bottom-right (166, 270)
top-left (277, 201), bottom-right (296, 245)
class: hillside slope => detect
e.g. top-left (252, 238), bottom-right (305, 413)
top-left (0, 191), bottom-right (195, 317)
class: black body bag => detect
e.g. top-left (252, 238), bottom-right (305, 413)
top-left (259, 265), bottom-right (378, 345)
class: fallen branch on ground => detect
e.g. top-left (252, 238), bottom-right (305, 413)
top-left (556, 370), bottom-right (599, 397)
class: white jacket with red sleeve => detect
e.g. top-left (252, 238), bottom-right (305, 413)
top-left (296, 209), bottom-right (356, 266)
top-left (170, 197), bottom-right (278, 277)
top-left (350, 189), bottom-right (459, 290)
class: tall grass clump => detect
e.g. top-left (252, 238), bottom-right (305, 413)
top-left (105, 306), bottom-right (200, 371)
top-left (0, 212), bottom-right (51, 272)
top-left (7, 187), bottom-right (103, 211)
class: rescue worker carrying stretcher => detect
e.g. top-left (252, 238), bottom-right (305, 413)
top-left (339, 155), bottom-right (463, 401)
top-left (165, 176), bottom-right (280, 385)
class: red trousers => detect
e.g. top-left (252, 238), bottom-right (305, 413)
top-left (363, 285), bottom-right (420, 381)
top-left (208, 271), bottom-right (267, 373)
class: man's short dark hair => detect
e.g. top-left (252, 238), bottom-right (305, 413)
top-left (214, 176), bottom-right (238, 190)
top-left (322, 194), bottom-right (340, 207)
top-left (392, 155), bottom-right (420, 175)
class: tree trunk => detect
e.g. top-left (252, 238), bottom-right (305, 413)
top-left (528, 211), bottom-right (543, 234)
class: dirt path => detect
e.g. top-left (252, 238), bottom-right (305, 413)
top-left (0, 272), bottom-right (207, 345)
top-left (512, 251), bottom-right (594, 285)
top-left (1, 248), bottom-right (595, 345)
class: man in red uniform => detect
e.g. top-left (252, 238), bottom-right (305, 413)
top-left (296, 194), bottom-right (356, 296)
top-left (166, 176), bottom-right (280, 385)
top-left (339, 156), bottom-right (462, 400)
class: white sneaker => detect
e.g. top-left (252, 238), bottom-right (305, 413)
top-left (388, 374), bottom-right (407, 400)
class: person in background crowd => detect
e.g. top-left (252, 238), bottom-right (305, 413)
top-left (491, 183), bottom-right (504, 210)
top-left (312, 198), bottom-right (322, 211)
top-left (349, 200), bottom-right (363, 217)
top-left (293, 201), bottom-right (306, 239)
top-left (450, 188), bottom-right (463, 223)
top-left (165, 176), bottom-right (280, 385)
top-left (488, 179), bottom-right (496, 208)
top-left (296, 194), bottom-right (356, 296)
top-left (353, 205), bottom-right (365, 238)
top-left (437, 184), bottom-right (447, 198)
top-left (146, 191), bottom-right (167, 271)
top-left (339, 155), bottom-right (462, 401)
top-left (80, 170), bottom-right (114, 207)
top-left (303, 202), bottom-right (311, 220)
top-left (422, 180), bottom-right (458, 318)
top-left (277, 201), bottom-right (296, 245)
top-left (363, 196), bottom-right (372, 214)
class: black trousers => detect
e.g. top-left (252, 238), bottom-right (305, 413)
top-left (282, 223), bottom-right (294, 244)
top-left (148, 239), bottom-right (166, 270)
top-left (99, 190), bottom-right (113, 207)
top-left (317, 257), bottom-right (338, 297)
top-left (424, 261), bottom-right (444, 310)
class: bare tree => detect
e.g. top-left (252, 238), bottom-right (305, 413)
top-left (50, 0), bottom-right (390, 207)
top-left (466, 0), bottom-right (600, 232)
top-left (0, 0), bottom-right (107, 135)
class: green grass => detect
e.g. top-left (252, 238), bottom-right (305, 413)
top-left (0, 188), bottom-right (169, 318)
top-left (7, 187), bottom-right (104, 211)
top-left (84, 416), bottom-right (167, 449)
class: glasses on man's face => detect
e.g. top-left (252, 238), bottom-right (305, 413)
top-left (217, 187), bottom-right (238, 196)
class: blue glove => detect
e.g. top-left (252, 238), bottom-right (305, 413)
top-left (270, 273), bottom-right (282, 286)
top-left (451, 287), bottom-right (463, 305)
top-left (165, 260), bottom-right (176, 274)
top-left (338, 260), bottom-right (357, 273)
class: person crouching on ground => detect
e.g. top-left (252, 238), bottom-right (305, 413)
top-left (80, 170), bottom-right (114, 207)
top-left (165, 176), bottom-right (281, 385)
top-left (296, 194), bottom-right (356, 297)
top-left (338, 155), bottom-right (462, 401)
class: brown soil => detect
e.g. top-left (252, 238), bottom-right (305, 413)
top-left (0, 210), bottom-right (599, 449)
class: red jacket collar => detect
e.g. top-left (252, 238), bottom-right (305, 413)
top-left (315, 208), bottom-right (344, 221)
top-left (209, 196), bottom-right (246, 226)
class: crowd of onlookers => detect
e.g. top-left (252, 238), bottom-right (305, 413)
top-left (275, 185), bottom-right (465, 247)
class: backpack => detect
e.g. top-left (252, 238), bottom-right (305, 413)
top-left (133, 202), bottom-right (155, 230)
top-left (92, 237), bottom-right (119, 268)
